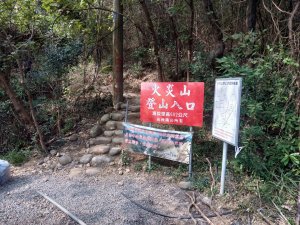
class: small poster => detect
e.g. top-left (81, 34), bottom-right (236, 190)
top-left (140, 82), bottom-right (204, 127)
top-left (212, 78), bottom-right (242, 146)
top-left (123, 123), bottom-right (193, 164)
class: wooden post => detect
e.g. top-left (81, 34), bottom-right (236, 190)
top-left (113, 0), bottom-right (124, 105)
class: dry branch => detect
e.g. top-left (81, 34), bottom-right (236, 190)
top-left (272, 200), bottom-right (289, 224)
top-left (206, 157), bottom-right (215, 197)
top-left (186, 192), bottom-right (215, 225)
top-left (288, 1), bottom-right (300, 56)
top-left (198, 197), bottom-right (225, 225)
top-left (257, 208), bottom-right (273, 225)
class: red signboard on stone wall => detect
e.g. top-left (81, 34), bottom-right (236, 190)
top-left (140, 82), bottom-right (204, 127)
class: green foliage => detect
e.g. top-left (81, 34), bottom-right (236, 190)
top-left (146, 161), bottom-right (161, 172)
top-left (191, 50), bottom-right (215, 80)
top-left (132, 47), bottom-right (150, 62)
top-left (37, 39), bottom-right (83, 78)
top-left (130, 62), bottom-right (143, 78)
top-left (121, 151), bottom-right (131, 166)
top-left (100, 65), bottom-right (112, 74)
top-left (258, 171), bottom-right (298, 203)
top-left (171, 164), bottom-right (187, 180)
top-left (217, 32), bottom-right (299, 184)
top-left (2, 149), bottom-right (31, 166)
top-left (192, 175), bottom-right (210, 192)
top-left (62, 117), bottom-right (75, 134)
top-left (133, 162), bottom-right (143, 172)
top-left (131, 47), bottom-right (153, 68)
top-left (0, 97), bottom-right (30, 152)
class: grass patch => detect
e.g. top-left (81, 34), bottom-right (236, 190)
top-left (133, 162), bottom-right (143, 171)
top-left (1, 149), bottom-right (31, 166)
top-left (146, 162), bottom-right (161, 172)
top-left (121, 151), bottom-right (132, 166)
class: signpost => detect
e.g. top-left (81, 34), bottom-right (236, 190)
top-left (124, 82), bottom-right (204, 178)
top-left (212, 77), bottom-right (242, 195)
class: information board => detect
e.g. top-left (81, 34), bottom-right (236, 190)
top-left (123, 123), bottom-right (193, 164)
top-left (212, 78), bottom-right (242, 146)
top-left (140, 82), bottom-right (204, 127)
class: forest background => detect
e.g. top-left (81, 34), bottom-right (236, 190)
top-left (0, 0), bottom-right (299, 223)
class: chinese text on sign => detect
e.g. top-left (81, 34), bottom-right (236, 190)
top-left (140, 82), bottom-right (204, 127)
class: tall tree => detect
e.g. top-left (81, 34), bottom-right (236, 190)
top-left (202, 0), bottom-right (225, 64)
top-left (187, 0), bottom-right (194, 81)
top-left (246, 0), bottom-right (260, 31)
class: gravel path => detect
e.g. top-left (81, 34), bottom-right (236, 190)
top-left (0, 165), bottom-right (199, 225)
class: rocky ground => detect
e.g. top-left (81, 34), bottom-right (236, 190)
top-left (0, 93), bottom-right (236, 225)
top-left (0, 72), bottom-right (281, 225)
top-left (0, 149), bottom-right (236, 225)
top-left (1, 164), bottom-right (205, 225)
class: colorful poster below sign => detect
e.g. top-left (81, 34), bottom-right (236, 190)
top-left (212, 78), bottom-right (242, 146)
top-left (123, 123), bottom-right (193, 164)
top-left (140, 82), bottom-right (204, 127)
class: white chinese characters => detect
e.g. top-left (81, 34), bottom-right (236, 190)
top-left (152, 83), bottom-right (161, 96)
top-left (146, 98), bottom-right (156, 110)
top-left (148, 83), bottom-right (196, 111)
top-left (180, 85), bottom-right (190, 96)
top-left (166, 84), bottom-right (175, 97)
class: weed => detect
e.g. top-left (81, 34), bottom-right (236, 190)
top-left (2, 149), bottom-right (31, 166)
top-left (62, 118), bottom-right (74, 134)
top-left (100, 65), bottom-right (112, 74)
top-left (171, 164), bottom-right (188, 181)
top-left (131, 62), bottom-right (143, 78)
top-left (121, 151), bottom-right (131, 166)
top-left (133, 162), bottom-right (143, 171)
top-left (146, 162), bottom-right (161, 173)
top-left (192, 175), bottom-right (210, 192)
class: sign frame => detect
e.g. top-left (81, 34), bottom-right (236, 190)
top-left (212, 77), bottom-right (242, 146)
top-left (123, 122), bottom-right (193, 164)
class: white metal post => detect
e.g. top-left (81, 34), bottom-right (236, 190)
top-left (188, 126), bottom-right (193, 179)
top-left (148, 123), bottom-right (152, 171)
top-left (220, 142), bottom-right (228, 195)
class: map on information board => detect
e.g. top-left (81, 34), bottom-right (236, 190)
top-left (212, 78), bottom-right (242, 146)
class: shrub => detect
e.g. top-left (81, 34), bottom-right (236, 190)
top-left (217, 33), bottom-right (299, 178)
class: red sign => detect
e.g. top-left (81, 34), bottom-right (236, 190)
top-left (140, 82), bottom-right (204, 127)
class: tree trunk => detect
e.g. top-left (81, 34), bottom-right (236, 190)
top-left (0, 74), bottom-right (33, 128)
top-left (26, 88), bottom-right (47, 152)
top-left (288, 1), bottom-right (300, 57)
top-left (187, 0), bottom-right (194, 81)
top-left (113, 0), bottom-right (124, 105)
top-left (246, 0), bottom-right (259, 31)
top-left (139, 0), bottom-right (165, 81)
top-left (16, 60), bottom-right (47, 153)
top-left (133, 22), bottom-right (150, 48)
top-left (287, 1), bottom-right (300, 115)
top-left (202, 0), bottom-right (225, 64)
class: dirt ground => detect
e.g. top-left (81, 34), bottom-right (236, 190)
top-left (1, 157), bottom-right (241, 225)
top-left (0, 68), bottom-right (291, 225)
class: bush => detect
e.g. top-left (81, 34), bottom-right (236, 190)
top-left (217, 33), bottom-right (299, 178)
top-left (2, 149), bottom-right (31, 166)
